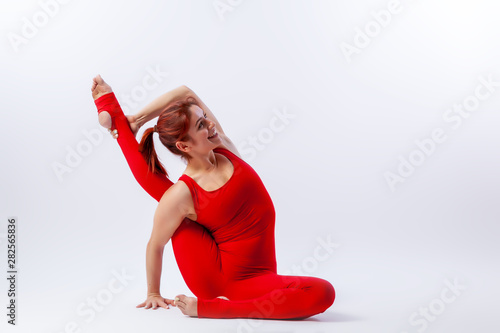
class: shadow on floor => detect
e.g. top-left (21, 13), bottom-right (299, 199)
top-left (308, 310), bottom-right (363, 322)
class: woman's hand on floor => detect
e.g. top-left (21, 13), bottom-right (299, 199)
top-left (136, 294), bottom-right (176, 310)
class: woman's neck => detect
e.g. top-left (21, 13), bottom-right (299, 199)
top-left (186, 150), bottom-right (218, 175)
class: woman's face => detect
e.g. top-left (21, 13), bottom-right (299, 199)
top-left (177, 104), bottom-right (220, 154)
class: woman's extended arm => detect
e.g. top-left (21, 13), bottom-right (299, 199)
top-left (134, 85), bottom-right (226, 136)
top-left (136, 183), bottom-right (189, 309)
top-left (134, 85), bottom-right (188, 128)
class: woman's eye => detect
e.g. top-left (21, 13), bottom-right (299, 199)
top-left (199, 114), bottom-right (207, 128)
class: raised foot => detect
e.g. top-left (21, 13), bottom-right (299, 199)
top-left (91, 74), bottom-right (117, 137)
top-left (91, 74), bottom-right (113, 100)
top-left (174, 294), bottom-right (198, 317)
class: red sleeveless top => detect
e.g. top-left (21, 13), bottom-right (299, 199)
top-left (178, 147), bottom-right (277, 278)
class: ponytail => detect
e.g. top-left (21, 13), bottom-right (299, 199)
top-left (138, 127), bottom-right (168, 178)
top-left (138, 97), bottom-right (196, 178)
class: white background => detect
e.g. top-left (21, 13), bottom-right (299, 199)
top-left (1, 0), bottom-right (499, 332)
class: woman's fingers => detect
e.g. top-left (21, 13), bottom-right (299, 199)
top-left (137, 298), bottom-right (171, 310)
top-left (158, 299), bottom-right (170, 309)
top-left (108, 129), bottom-right (118, 139)
top-left (149, 300), bottom-right (169, 310)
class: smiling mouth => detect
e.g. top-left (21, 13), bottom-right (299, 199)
top-left (208, 130), bottom-right (218, 139)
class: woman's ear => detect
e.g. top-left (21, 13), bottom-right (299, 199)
top-left (176, 141), bottom-right (191, 153)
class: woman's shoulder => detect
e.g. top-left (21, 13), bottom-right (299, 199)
top-left (153, 182), bottom-right (195, 222)
top-left (160, 181), bottom-right (193, 204)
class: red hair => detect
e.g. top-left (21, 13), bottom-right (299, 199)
top-left (138, 96), bottom-right (198, 178)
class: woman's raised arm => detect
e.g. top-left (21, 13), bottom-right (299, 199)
top-left (134, 85), bottom-right (226, 137)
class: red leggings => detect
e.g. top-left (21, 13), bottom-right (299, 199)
top-left (95, 93), bottom-right (335, 319)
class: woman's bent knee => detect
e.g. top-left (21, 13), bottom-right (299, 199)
top-left (317, 279), bottom-right (335, 312)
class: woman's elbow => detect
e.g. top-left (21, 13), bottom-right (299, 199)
top-left (180, 85), bottom-right (192, 93)
top-left (147, 239), bottom-right (167, 252)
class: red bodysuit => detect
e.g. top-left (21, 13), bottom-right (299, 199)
top-left (95, 92), bottom-right (335, 319)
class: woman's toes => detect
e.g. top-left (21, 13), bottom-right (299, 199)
top-left (216, 296), bottom-right (230, 301)
top-left (98, 111), bottom-right (112, 129)
top-left (91, 75), bottom-right (113, 100)
top-left (174, 294), bottom-right (198, 317)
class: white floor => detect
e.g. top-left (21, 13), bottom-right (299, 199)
top-left (3, 249), bottom-right (498, 333)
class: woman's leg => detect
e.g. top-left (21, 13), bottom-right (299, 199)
top-left (177, 273), bottom-right (335, 319)
top-left (171, 220), bottom-right (226, 299)
top-left (94, 91), bottom-right (173, 201)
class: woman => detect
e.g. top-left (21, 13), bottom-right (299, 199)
top-left (91, 75), bottom-right (335, 319)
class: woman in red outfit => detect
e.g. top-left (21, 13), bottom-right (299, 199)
top-left (91, 75), bottom-right (335, 319)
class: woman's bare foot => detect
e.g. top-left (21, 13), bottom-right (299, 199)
top-left (91, 74), bottom-right (113, 100)
top-left (91, 74), bottom-right (140, 139)
top-left (174, 294), bottom-right (198, 317)
top-left (91, 75), bottom-right (117, 137)
top-left (217, 296), bottom-right (230, 301)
